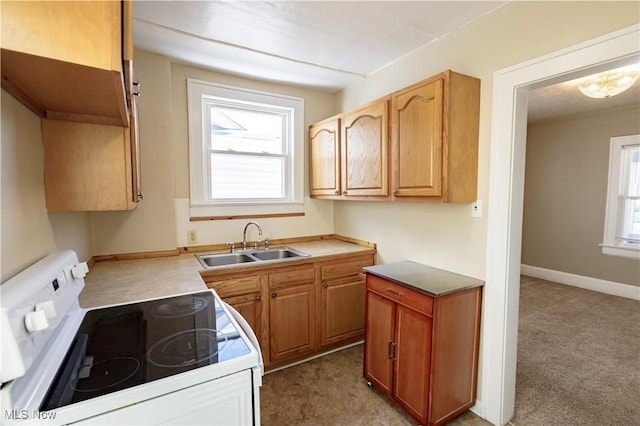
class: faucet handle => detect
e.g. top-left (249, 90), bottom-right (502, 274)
top-left (225, 242), bottom-right (236, 253)
top-left (264, 237), bottom-right (270, 250)
top-left (253, 240), bottom-right (259, 250)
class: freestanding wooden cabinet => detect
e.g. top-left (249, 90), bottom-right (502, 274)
top-left (363, 262), bottom-right (483, 426)
top-left (391, 70), bottom-right (480, 202)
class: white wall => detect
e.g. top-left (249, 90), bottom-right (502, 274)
top-left (334, 1), bottom-right (640, 281)
top-left (91, 50), bottom-right (177, 255)
top-left (90, 51), bottom-right (337, 255)
top-left (1, 92), bottom-right (92, 282)
top-left (333, 1), bottom-right (639, 416)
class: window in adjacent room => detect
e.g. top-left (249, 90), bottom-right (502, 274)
top-left (187, 79), bottom-right (304, 217)
top-left (601, 134), bottom-right (640, 259)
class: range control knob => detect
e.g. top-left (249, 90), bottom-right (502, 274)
top-left (71, 262), bottom-right (89, 279)
top-left (25, 310), bottom-right (49, 333)
top-left (35, 301), bottom-right (57, 319)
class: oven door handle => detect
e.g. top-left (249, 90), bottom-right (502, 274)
top-left (223, 302), bottom-right (264, 378)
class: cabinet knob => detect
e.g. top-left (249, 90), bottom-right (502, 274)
top-left (342, 191), bottom-right (347, 195)
top-left (334, 190), bottom-right (340, 195)
top-left (322, 282), bottom-right (328, 289)
top-left (393, 189), bottom-right (399, 196)
top-left (255, 295), bottom-right (261, 301)
top-left (137, 192), bottom-right (144, 201)
top-left (271, 292), bottom-right (277, 299)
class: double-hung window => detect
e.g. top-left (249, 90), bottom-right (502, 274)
top-left (188, 79), bottom-right (304, 218)
top-left (601, 134), bottom-right (640, 259)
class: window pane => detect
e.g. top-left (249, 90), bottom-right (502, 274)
top-left (619, 198), bottom-right (640, 242)
top-left (622, 145), bottom-right (640, 196)
top-left (210, 153), bottom-right (284, 199)
top-left (618, 144), bottom-right (640, 243)
top-left (210, 106), bottom-right (284, 154)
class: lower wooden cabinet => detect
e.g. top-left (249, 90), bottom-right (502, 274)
top-left (364, 265), bottom-right (482, 426)
top-left (202, 251), bottom-right (375, 368)
top-left (268, 266), bottom-right (316, 362)
top-left (224, 292), bottom-right (262, 348)
top-left (318, 255), bottom-right (373, 348)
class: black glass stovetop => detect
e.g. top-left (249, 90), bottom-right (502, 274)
top-left (41, 291), bottom-right (250, 410)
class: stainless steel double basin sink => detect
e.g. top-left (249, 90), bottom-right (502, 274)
top-left (196, 247), bottom-right (310, 269)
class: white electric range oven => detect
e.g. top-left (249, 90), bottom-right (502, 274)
top-left (1, 250), bottom-right (263, 425)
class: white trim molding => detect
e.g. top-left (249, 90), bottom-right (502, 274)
top-left (484, 24), bottom-right (640, 426)
top-left (521, 265), bottom-right (640, 301)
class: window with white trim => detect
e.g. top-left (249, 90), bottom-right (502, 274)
top-left (601, 134), bottom-right (640, 259)
top-left (187, 79), bottom-right (304, 217)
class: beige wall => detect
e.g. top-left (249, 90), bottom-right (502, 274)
top-left (523, 106), bottom-right (640, 286)
top-left (90, 50), bottom-right (337, 255)
top-left (91, 50), bottom-right (177, 255)
top-left (1, 92), bottom-right (92, 282)
top-left (333, 1), bottom-right (639, 279)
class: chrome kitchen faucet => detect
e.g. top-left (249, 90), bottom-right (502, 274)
top-left (242, 221), bottom-right (263, 251)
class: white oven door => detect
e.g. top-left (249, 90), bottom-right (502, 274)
top-left (73, 370), bottom-right (254, 425)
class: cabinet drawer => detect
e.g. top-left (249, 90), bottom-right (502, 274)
top-left (208, 275), bottom-right (261, 299)
top-left (366, 274), bottom-right (433, 316)
top-left (269, 265), bottom-right (315, 290)
top-left (321, 257), bottom-right (374, 281)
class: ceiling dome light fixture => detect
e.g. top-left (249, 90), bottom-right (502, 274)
top-left (578, 70), bottom-right (639, 99)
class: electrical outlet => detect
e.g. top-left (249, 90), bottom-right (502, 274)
top-left (471, 200), bottom-right (483, 218)
top-left (187, 229), bottom-right (198, 244)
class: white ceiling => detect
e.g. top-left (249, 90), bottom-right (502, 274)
top-left (133, 1), bottom-right (506, 90)
top-left (133, 1), bottom-right (639, 121)
top-left (527, 69), bottom-right (640, 122)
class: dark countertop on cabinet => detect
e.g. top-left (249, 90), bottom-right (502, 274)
top-left (363, 261), bottom-right (484, 297)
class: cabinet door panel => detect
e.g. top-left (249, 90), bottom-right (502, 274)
top-left (394, 305), bottom-right (432, 424)
top-left (320, 277), bottom-right (365, 347)
top-left (269, 284), bottom-right (315, 362)
top-left (341, 99), bottom-right (389, 196)
top-left (392, 78), bottom-right (443, 197)
top-left (309, 118), bottom-right (340, 196)
top-left (364, 291), bottom-right (395, 396)
top-left (224, 293), bottom-right (262, 348)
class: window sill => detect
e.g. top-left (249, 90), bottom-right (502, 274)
top-left (600, 243), bottom-right (640, 259)
top-left (189, 202), bottom-right (305, 221)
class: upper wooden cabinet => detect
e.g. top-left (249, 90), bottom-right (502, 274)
top-left (341, 98), bottom-right (390, 197)
top-left (391, 71), bottom-right (480, 202)
top-left (1, 0), bottom-right (132, 126)
top-left (3, 1), bottom-right (142, 211)
top-left (309, 70), bottom-right (479, 203)
top-left (309, 116), bottom-right (341, 196)
top-left (309, 98), bottom-right (390, 199)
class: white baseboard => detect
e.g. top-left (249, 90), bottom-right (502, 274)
top-left (520, 265), bottom-right (640, 301)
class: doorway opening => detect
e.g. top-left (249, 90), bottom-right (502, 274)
top-left (482, 24), bottom-right (639, 426)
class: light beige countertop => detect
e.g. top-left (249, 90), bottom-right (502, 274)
top-left (80, 238), bottom-right (375, 309)
top-left (80, 254), bottom-right (207, 308)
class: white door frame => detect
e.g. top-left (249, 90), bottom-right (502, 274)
top-left (482, 24), bottom-right (639, 425)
